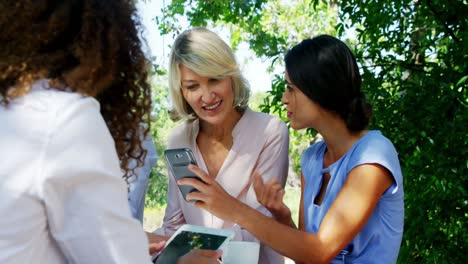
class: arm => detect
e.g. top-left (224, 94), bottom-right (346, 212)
top-left (182, 163), bottom-right (394, 263)
top-left (298, 173), bottom-right (305, 231)
top-left (42, 98), bottom-right (151, 263)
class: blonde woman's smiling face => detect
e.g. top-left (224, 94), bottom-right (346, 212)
top-left (180, 64), bottom-right (237, 125)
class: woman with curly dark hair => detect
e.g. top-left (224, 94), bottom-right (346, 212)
top-left (0, 1), bottom-right (220, 263)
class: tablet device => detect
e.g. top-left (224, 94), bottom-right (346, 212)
top-left (152, 224), bottom-right (234, 264)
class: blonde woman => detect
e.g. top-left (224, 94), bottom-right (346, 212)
top-left (179, 35), bottom-right (405, 263)
top-left (154, 28), bottom-right (290, 264)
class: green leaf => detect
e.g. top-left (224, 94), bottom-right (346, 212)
top-left (456, 75), bottom-right (468, 87)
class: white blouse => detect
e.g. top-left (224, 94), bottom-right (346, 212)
top-left (0, 80), bottom-right (152, 263)
top-left (156, 108), bottom-right (290, 264)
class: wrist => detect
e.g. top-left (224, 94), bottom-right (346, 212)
top-left (176, 256), bottom-right (187, 264)
top-left (276, 215), bottom-right (292, 225)
top-left (231, 200), bottom-right (249, 226)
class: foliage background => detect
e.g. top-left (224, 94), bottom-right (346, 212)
top-left (145, 0), bottom-right (467, 262)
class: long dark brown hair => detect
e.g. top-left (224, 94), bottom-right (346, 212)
top-left (0, 0), bottom-right (152, 182)
top-left (285, 35), bottom-right (372, 131)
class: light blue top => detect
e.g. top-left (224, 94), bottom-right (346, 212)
top-left (128, 133), bottom-right (158, 223)
top-left (301, 130), bottom-right (404, 263)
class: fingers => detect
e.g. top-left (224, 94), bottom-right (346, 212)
top-left (264, 182), bottom-right (283, 207)
top-left (196, 249), bottom-right (223, 258)
top-left (188, 164), bottom-right (214, 184)
top-left (149, 241), bottom-right (165, 255)
top-left (178, 249), bottom-right (222, 264)
top-left (252, 172), bottom-right (291, 222)
top-left (146, 232), bottom-right (169, 244)
top-left (178, 165), bottom-right (216, 195)
top-left (253, 171), bottom-right (281, 201)
top-left (255, 175), bottom-right (283, 207)
top-left (278, 189), bottom-right (286, 203)
top-left (253, 171), bottom-right (265, 201)
top-left (185, 190), bottom-right (209, 203)
top-left (178, 177), bottom-right (209, 193)
top-left (147, 232), bottom-right (168, 254)
top-left (266, 189), bottom-right (286, 213)
top-left (279, 189), bottom-right (286, 201)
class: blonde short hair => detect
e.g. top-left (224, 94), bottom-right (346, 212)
top-left (168, 27), bottom-right (250, 121)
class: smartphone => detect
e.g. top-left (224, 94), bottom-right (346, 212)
top-left (164, 148), bottom-right (202, 201)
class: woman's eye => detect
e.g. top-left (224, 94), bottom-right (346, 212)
top-left (286, 85), bottom-right (294, 92)
top-left (209, 78), bottom-right (221, 83)
top-left (185, 84), bottom-right (199, 90)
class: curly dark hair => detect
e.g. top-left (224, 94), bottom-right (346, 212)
top-left (0, 0), bottom-right (152, 183)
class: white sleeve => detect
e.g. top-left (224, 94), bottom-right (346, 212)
top-left (39, 97), bottom-right (152, 263)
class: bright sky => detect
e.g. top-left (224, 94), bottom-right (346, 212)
top-left (137, 1), bottom-right (272, 92)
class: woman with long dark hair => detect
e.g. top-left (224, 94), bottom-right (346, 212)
top-left (179, 35), bottom-right (405, 263)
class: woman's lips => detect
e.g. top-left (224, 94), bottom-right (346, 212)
top-left (202, 100), bottom-right (222, 111)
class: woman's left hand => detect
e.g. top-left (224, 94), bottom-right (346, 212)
top-left (253, 171), bottom-right (292, 225)
top-left (177, 164), bottom-right (241, 223)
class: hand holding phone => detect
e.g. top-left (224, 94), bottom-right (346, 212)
top-left (164, 148), bottom-right (203, 201)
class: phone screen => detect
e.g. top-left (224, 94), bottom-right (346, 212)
top-left (154, 231), bottom-right (228, 263)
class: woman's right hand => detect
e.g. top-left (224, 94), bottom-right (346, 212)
top-left (253, 171), bottom-right (292, 225)
top-left (177, 249), bottom-right (222, 264)
top-left (146, 232), bottom-right (168, 255)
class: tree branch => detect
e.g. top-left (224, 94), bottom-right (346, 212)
top-left (425, 0), bottom-right (461, 43)
top-left (362, 60), bottom-right (430, 74)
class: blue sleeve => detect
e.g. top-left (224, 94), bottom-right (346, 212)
top-left (347, 133), bottom-right (403, 196)
top-left (128, 134), bottom-right (158, 223)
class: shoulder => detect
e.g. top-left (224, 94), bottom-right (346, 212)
top-left (247, 109), bottom-right (288, 136)
top-left (349, 130), bottom-right (403, 195)
top-left (14, 80), bottom-right (100, 126)
top-left (167, 120), bottom-right (195, 147)
top-left (300, 141), bottom-right (325, 181)
top-left (302, 140), bottom-right (325, 162)
top-left (26, 79), bottom-right (98, 112)
top-left (352, 131), bottom-right (398, 161)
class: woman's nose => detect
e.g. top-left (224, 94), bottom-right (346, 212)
top-left (201, 88), bottom-right (215, 102)
top-left (281, 91), bottom-right (288, 104)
